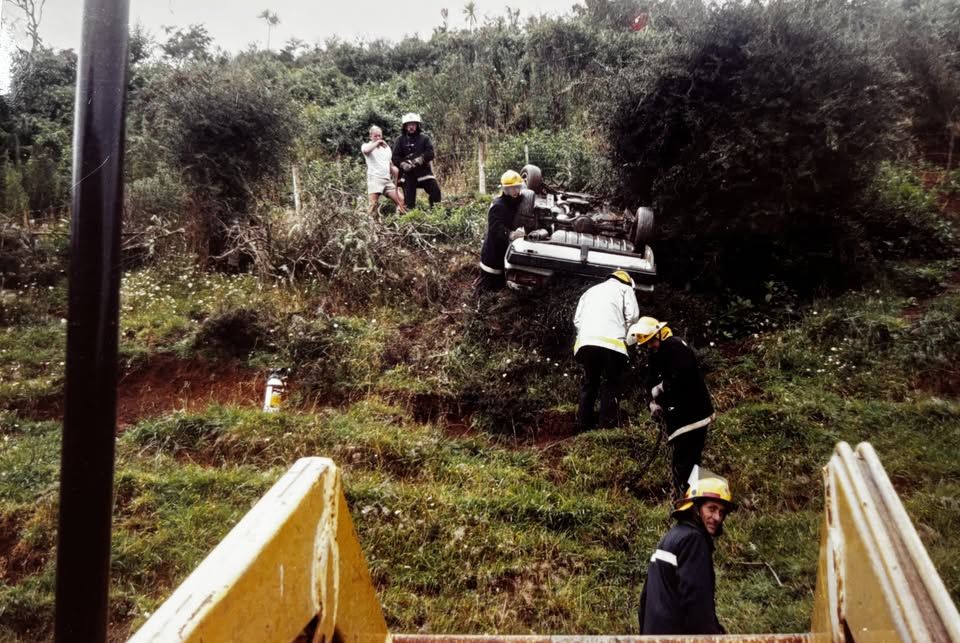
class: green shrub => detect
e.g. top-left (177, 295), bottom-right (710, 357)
top-left (860, 163), bottom-right (956, 259)
top-left (300, 82), bottom-right (410, 157)
top-left (141, 61), bottom-right (297, 257)
top-left (283, 314), bottom-right (388, 402)
top-left (192, 308), bottom-right (267, 358)
top-left (486, 128), bottom-right (610, 194)
top-left (123, 170), bottom-right (191, 262)
top-left (608, 0), bottom-right (907, 294)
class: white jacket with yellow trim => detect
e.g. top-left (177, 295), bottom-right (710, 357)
top-left (573, 278), bottom-right (640, 357)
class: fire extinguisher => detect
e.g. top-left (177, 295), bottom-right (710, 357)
top-left (263, 368), bottom-right (289, 413)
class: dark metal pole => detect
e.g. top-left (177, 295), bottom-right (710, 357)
top-left (54, 0), bottom-right (129, 640)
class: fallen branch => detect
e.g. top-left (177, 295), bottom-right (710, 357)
top-left (732, 560), bottom-right (784, 587)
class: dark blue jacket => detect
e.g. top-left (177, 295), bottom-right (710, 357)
top-left (392, 127), bottom-right (436, 184)
top-left (649, 336), bottom-right (714, 440)
top-left (479, 194), bottom-right (521, 273)
top-left (638, 518), bottom-right (725, 635)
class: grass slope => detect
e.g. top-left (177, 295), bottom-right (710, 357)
top-left (1, 251), bottom-right (959, 640)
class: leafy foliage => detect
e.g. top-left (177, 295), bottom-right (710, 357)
top-left (486, 128), bottom-right (611, 193)
top-left (608, 0), bottom-right (912, 294)
top-left (879, 0), bottom-right (960, 147)
top-left (140, 61), bottom-right (297, 257)
top-left (144, 62), bottom-right (296, 211)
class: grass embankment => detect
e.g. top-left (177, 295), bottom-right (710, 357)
top-left (1, 236), bottom-right (959, 640)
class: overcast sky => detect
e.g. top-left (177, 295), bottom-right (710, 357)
top-left (0, 0), bottom-right (586, 91)
top-left (2, 0), bottom-right (584, 55)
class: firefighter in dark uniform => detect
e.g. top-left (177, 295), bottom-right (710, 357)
top-left (638, 468), bottom-right (735, 635)
top-left (630, 317), bottom-right (715, 497)
top-left (392, 112), bottom-right (442, 209)
top-left (477, 170), bottom-right (524, 292)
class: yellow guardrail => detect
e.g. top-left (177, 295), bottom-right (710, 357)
top-left (812, 442), bottom-right (960, 642)
top-left (128, 457), bottom-right (387, 643)
top-left (130, 444), bottom-right (960, 642)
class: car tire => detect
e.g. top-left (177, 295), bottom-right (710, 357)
top-left (521, 164), bottom-right (543, 193)
top-left (633, 206), bottom-right (654, 249)
top-left (515, 188), bottom-right (538, 231)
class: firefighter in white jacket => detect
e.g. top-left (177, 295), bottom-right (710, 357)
top-left (573, 270), bottom-right (640, 429)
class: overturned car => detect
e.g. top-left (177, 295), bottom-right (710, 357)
top-left (503, 165), bottom-right (656, 291)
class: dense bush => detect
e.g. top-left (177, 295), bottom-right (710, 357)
top-left (2, 48), bottom-right (77, 217)
top-left (859, 163), bottom-right (956, 259)
top-left (608, 0), bottom-right (910, 294)
top-left (140, 61), bottom-right (297, 256)
top-left (300, 82), bottom-right (410, 157)
top-left (124, 169), bottom-right (190, 259)
top-left (192, 308), bottom-right (267, 358)
top-left (877, 0), bottom-right (960, 151)
top-left (486, 128), bottom-right (611, 194)
top-left (0, 220), bottom-right (68, 291)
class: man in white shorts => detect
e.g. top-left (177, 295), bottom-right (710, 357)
top-left (361, 125), bottom-right (406, 215)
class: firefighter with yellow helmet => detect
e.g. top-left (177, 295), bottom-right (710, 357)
top-left (629, 316), bottom-right (715, 496)
top-left (477, 170), bottom-right (525, 292)
top-left (572, 269), bottom-right (640, 429)
top-left (638, 467), bottom-right (735, 634)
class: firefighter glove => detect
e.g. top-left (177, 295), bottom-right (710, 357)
top-left (651, 382), bottom-right (664, 399)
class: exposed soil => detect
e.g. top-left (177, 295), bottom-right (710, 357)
top-left (114, 355), bottom-right (261, 428)
top-left (920, 169), bottom-right (960, 218)
top-left (527, 409), bottom-right (578, 447)
top-left (21, 355), bottom-right (264, 428)
top-left (0, 511), bottom-right (48, 586)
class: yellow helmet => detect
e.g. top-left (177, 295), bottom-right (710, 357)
top-left (673, 467), bottom-right (737, 516)
top-left (500, 170), bottom-right (523, 188)
top-left (609, 269), bottom-right (635, 287)
top-left (629, 316), bottom-right (671, 346)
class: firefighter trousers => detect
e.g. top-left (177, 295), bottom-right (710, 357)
top-left (669, 426), bottom-right (708, 498)
top-left (576, 346), bottom-right (628, 430)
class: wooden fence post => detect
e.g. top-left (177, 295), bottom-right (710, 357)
top-left (292, 163), bottom-right (301, 216)
top-left (478, 139), bottom-right (486, 195)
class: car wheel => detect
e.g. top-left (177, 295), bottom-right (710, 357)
top-left (633, 207), bottom-right (654, 249)
top-left (521, 164), bottom-right (543, 193)
top-left (514, 188), bottom-right (538, 231)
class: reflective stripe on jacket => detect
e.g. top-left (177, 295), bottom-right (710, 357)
top-left (638, 519), bottom-right (724, 635)
top-left (649, 336), bottom-right (715, 439)
top-left (573, 278), bottom-right (640, 357)
top-left (391, 129), bottom-right (436, 183)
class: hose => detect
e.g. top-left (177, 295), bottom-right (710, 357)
top-left (635, 417), bottom-right (665, 480)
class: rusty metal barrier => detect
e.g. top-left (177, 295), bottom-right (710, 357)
top-left (128, 457), bottom-right (387, 643)
top-left (812, 442), bottom-right (960, 642)
top-left (393, 636), bottom-right (811, 643)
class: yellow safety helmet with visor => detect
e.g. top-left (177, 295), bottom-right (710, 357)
top-left (629, 316), bottom-right (671, 346)
top-left (672, 467), bottom-right (737, 516)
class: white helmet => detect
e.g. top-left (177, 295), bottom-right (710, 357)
top-left (402, 112), bottom-right (422, 126)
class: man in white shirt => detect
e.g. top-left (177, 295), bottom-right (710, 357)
top-left (361, 125), bottom-right (406, 215)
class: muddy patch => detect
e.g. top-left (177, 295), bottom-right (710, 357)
top-left (114, 355), bottom-right (262, 428)
top-left (0, 511), bottom-right (48, 586)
